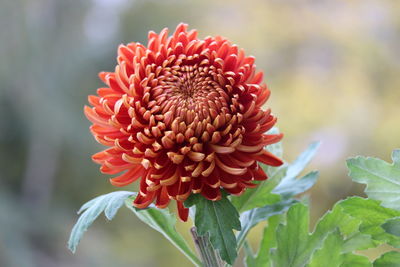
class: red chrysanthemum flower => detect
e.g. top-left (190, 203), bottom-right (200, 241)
top-left (84, 23), bottom-right (283, 221)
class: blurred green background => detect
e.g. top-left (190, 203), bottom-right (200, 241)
top-left (1, 0), bottom-right (399, 266)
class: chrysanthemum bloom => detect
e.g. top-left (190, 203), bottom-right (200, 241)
top-left (85, 23), bottom-right (283, 221)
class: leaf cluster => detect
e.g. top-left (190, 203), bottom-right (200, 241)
top-left (67, 130), bottom-right (400, 267)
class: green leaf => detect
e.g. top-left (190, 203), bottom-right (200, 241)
top-left (308, 229), bottom-right (344, 267)
top-left (382, 217), bottom-right (400, 237)
top-left (252, 214), bottom-right (282, 267)
top-left (341, 253), bottom-right (372, 267)
top-left (231, 166), bottom-right (285, 212)
top-left (273, 171), bottom-right (319, 199)
top-left (312, 204), bottom-right (360, 238)
top-left (233, 141), bottom-right (319, 213)
top-left (125, 198), bottom-right (200, 267)
top-left (273, 203), bottom-right (311, 267)
top-left (342, 232), bottom-right (377, 252)
top-left (338, 197), bottom-right (400, 247)
top-left (273, 142), bottom-right (320, 198)
top-left (268, 198), bottom-right (385, 267)
top-left (286, 141), bottom-right (320, 178)
top-left (237, 199), bottom-right (296, 251)
top-left (185, 193), bottom-right (241, 265)
top-left (244, 241), bottom-right (257, 267)
top-left (373, 251), bottom-right (400, 267)
top-left (68, 191), bottom-right (134, 253)
top-left (311, 200), bottom-right (376, 252)
top-left (347, 149), bottom-right (400, 211)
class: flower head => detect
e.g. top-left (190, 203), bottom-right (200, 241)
top-left (85, 23), bottom-right (283, 221)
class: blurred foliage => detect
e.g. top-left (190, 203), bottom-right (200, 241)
top-left (0, 0), bottom-right (399, 266)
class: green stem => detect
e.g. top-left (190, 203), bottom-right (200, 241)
top-left (236, 224), bottom-right (250, 252)
top-left (191, 227), bottom-right (224, 267)
top-left (243, 240), bottom-right (254, 256)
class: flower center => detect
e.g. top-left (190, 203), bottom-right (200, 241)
top-left (154, 64), bottom-right (230, 123)
top-left (176, 69), bottom-right (198, 98)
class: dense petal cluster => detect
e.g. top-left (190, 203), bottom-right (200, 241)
top-left (85, 23), bottom-right (283, 221)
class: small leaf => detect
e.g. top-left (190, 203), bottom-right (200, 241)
top-left (185, 193), bottom-right (241, 265)
top-left (125, 198), bottom-right (201, 267)
top-left (251, 214), bottom-right (282, 267)
top-left (373, 251), bottom-right (400, 267)
top-left (382, 217), bottom-right (400, 237)
top-left (233, 142), bottom-right (319, 213)
top-left (104, 192), bottom-right (135, 220)
top-left (273, 142), bottom-right (320, 198)
top-left (312, 203), bottom-right (360, 238)
top-left (311, 199), bottom-right (376, 252)
top-left (285, 141), bottom-right (320, 179)
top-left (342, 232), bottom-right (377, 252)
top-left (273, 203), bottom-right (311, 267)
top-left (341, 253), bottom-right (372, 267)
top-left (244, 241), bottom-right (257, 267)
top-left (231, 166), bottom-right (285, 212)
top-left (273, 171), bottom-right (319, 198)
top-left (347, 149), bottom-right (400, 211)
top-left (339, 197), bottom-right (400, 248)
top-left (308, 229), bottom-right (344, 267)
top-left (269, 198), bottom-right (383, 267)
top-left (237, 199), bottom-right (295, 250)
top-left (68, 191), bottom-right (134, 253)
